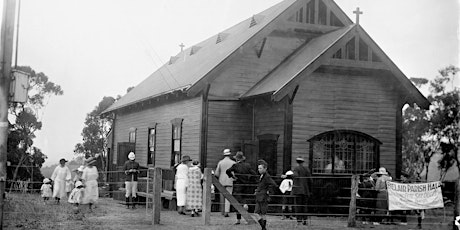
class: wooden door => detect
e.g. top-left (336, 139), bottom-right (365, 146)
top-left (117, 142), bottom-right (135, 166)
top-left (258, 134), bottom-right (279, 175)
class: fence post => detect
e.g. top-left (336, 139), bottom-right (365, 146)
top-left (347, 174), bottom-right (359, 227)
top-left (146, 168), bottom-right (150, 215)
top-left (152, 167), bottom-right (162, 225)
top-left (202, 168), bottom-right (212, 225)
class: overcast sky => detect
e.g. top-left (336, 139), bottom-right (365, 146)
top-left (3, 0), bottom-right (459, 166)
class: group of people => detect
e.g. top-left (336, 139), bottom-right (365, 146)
top-left (40, 155), bottom-right (100, 213)
top-left (357, 166), bottom-right (422, 226)
top-left (214, 149), bottom-right (313, 230)
top-left (174, 155), bottom-right (203, 217)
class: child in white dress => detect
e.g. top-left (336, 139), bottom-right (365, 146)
top-left (40, 178), bottom-right (52, 204)
top-left (279, 170), bottom-right (294, 219)
top-left (68, 181), bottom-right (85, 213)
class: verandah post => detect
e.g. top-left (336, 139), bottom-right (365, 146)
top-left (348, 174), bottom-right (359, 227)
top-left (202, 168), bottom-right (212, 225)
top-left (152, 167), bottom-right (162, 225)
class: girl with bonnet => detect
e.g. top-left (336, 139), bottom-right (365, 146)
top-left (40, 178), bottom-right (53, 204)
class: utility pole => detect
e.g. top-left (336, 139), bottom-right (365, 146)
top-left (0, 0), bottom-right (17, 229)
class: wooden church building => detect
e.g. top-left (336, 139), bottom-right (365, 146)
top-left (103, 0), bottom-right (429, 180)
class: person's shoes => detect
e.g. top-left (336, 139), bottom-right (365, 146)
top-left (132, 197), bottom-right (137, 209)
top-left (224, 213), bottom-right (229, 217)
top-left (303, 220), bottom-right (307, 225)
top-left (234, 222), bottom-right (241, 225)
top-left (261, 219), bottom-right (267, 230)
top-left (372, 222), bottom-right (380, 225)
top-left (191, 212), bottom-right (195, 217)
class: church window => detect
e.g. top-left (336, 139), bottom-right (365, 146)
top-left (330, 12), bottom-right (344, 27)
top-left (308, 130), bottom-right (380, 174)
top-left (372, 51), bottom-right (382, 62)
top-left (171, 118), bottom-right (183, 167)
top-left (358, 38), bottom-right (369, 61)
top-left (296, 7), bottom-right (304, 23)
top-left (332, 49), bottom-right (342, 59)
top-left (345, 37), bottom-right (356, 60)
top-left (318, 0), bottom-right (327, 25)
top-left (306, 0), bottom-right (315, 24)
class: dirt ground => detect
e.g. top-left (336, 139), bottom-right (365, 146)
top-left (3, 193), bottom-right (454, 230)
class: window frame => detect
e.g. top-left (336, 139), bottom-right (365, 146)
top-left (128, 127), bottom-right (137, 143)
top-left (170, 118), bottom-right (184, 167)
top-left (308, 130), bottom-right (381, 175)
top-left (147, 123), bottom-right (157, 166)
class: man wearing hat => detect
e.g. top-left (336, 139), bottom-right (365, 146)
top-left (290, 156), bottom-right (312, 225)
top-left (215, 149), bottom-right (235, 217)
top-left (123, 152), bottom-right (140, 209)
top-left (51, 158), bottom-right (72, 204)
top-left (226, 151), bottom-right (257, 224)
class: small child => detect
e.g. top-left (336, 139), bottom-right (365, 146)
top-left (40, 178), bottom-right (52, 204)
top-left (254, 160), bottom-right (277, 230)
top-left (279, 170), bottom-right (294, 220)
top-left (68, 181), bottom-right (85, 213)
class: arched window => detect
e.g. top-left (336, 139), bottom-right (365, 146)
top-left (308, 130), bottom-right (381, 174)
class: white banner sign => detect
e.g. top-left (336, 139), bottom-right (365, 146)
top-left (387, 181), bottom-right (444, 211)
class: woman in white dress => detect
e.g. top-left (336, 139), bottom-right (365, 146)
top-left (175, 155), bottom-right (192, 215)
top-left (51, 158), bottom-right (72, 204)
top-left (82, 155), bottom-right (99, 212)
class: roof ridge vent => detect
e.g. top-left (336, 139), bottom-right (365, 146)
top-left (216, 33), bottom-right (229, 44)
top-left (190, 46), bottom-right (202, 55)
top-left (249, 14), bottom-right (265, 28)
top-left (169, 56), bottom-right (179, 65)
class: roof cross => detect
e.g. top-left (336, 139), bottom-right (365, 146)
top-left (179, 43), bottom-right (185, 52)
top-left (353, 7), bottom-right (363, 24)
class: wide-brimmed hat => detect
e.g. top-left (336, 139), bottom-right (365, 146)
top-left (235, 151), bottom-right (245, 161)
top-left (75, 181), bottom-right (84, 188)
top-left (376, 167), bottom-right (388, 175)
top-left (285, 170), bottom-right (294, 176)
top-left (223, 149), bottom-right (231, 156)
top-left (181, 155), bottom-right (192, 163)
top-left (128, 152), bottom-right (135, 160)
top-left (295, 156), bottom-right (305, 162)
top-left (59, 158), bottom-right (68, 163)
top-left (85, 156), bottom-right (97, 166)
top-left (77, 165), bottom-right (85, 172)
top-left (43, 178), bottom-right (50, 184)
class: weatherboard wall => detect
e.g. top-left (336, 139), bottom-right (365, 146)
top-left (206, 100), bottom-right (252, 169)
top-left (112, 96), bottom-right (202, 168)
top-left (292, 71), bottom-right (399, 175)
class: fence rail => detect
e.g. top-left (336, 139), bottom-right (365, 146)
top-left (3, 165), bottom-right (455, 228)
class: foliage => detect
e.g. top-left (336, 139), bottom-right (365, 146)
top-left (7, 66), bottom-right (63, 186)
top-left (74, 96), bottom-right (115, 178)
top-left (402, 65), bottom-right (459, 179)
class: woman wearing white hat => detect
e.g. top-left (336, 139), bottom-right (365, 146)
top-left (82, 154), bottom-right (100, 212)
top-left (373, 167), bottom-right (392, 225)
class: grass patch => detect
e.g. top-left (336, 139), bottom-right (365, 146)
top-left (4, 193), bottom-right (93, 230)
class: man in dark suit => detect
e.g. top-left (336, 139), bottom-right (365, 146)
top-left (291, 156), bottom-right (312, 225)
top-left (254, 159), bottom-right (277, 230)
top-left (226, 151), bottom-right (257, 225)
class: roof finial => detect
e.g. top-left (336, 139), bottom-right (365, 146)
top-left (179, 43), bottom-right (185, 52)
top-left (353, 7), bottom-right (363, 24)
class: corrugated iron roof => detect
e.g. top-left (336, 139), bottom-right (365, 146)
top-left (103, 0), bottom-right (296, 113)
